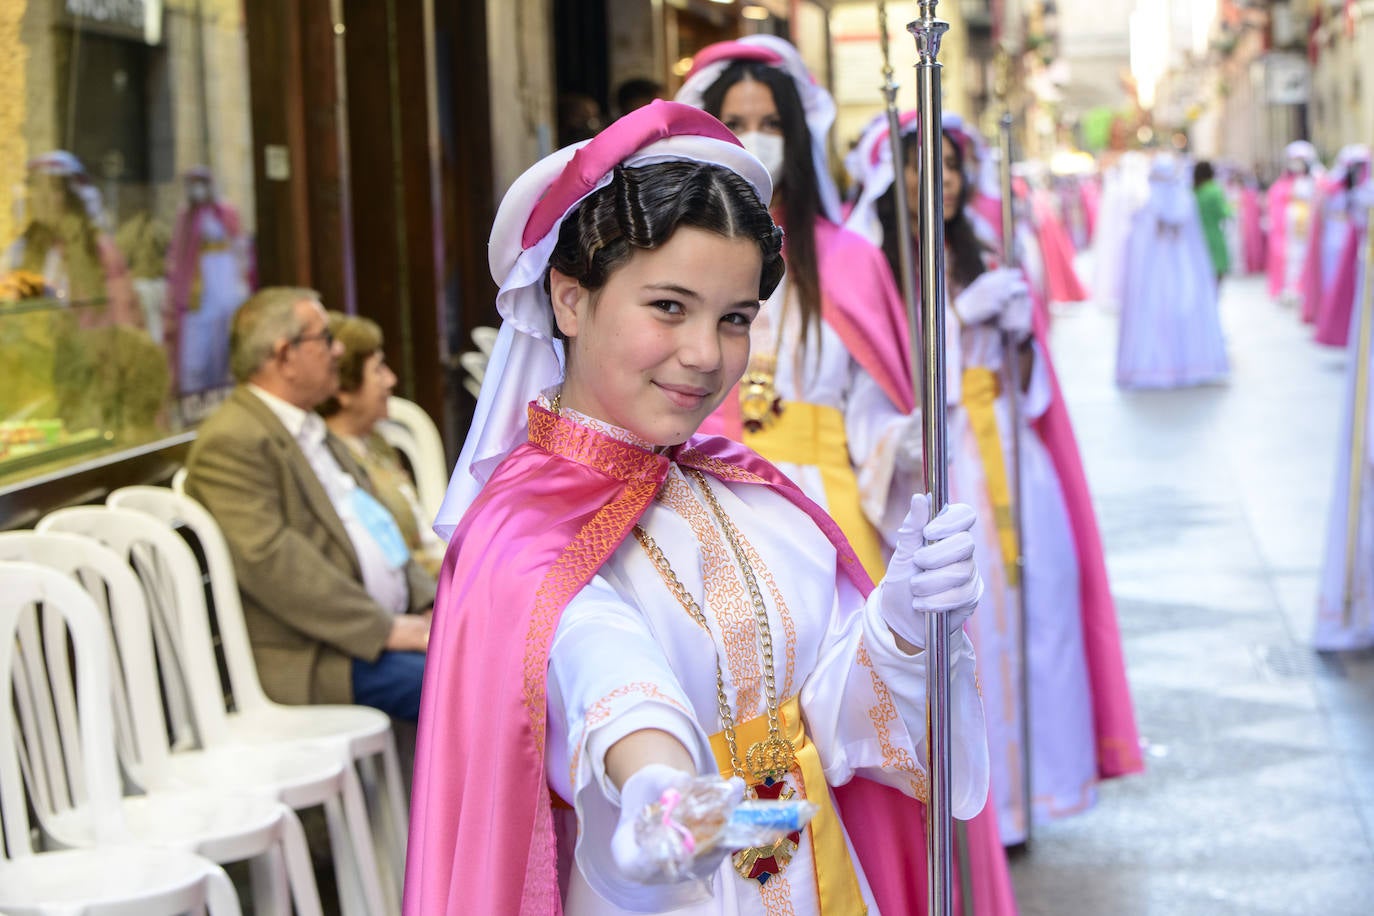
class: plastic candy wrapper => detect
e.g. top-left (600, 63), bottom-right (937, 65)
top-left (632, 774), bottom-right (818, 883)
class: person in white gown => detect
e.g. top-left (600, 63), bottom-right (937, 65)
top-left (1116, 155), bottom-right (1230, 389)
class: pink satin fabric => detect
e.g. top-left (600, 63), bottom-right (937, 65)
top-left (1266, 176), bottom-right (1295, 298)
top-left (522, 102), bottom-right (741, 249)
top-left (1315, 224), bottom-right (1362, 348)
top-left (1030, 189), bottom-right (1089, 304)
top-left (404, 404), bottom-right (1010, 914)
top-left (1028, 307), bottom-right (1144, 778)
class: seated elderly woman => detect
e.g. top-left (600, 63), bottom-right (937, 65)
top-left (318, 312), bottom-right (445, 576)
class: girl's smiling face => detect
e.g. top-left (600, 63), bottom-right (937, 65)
top-left (549, 226), bottom-right (763, 445)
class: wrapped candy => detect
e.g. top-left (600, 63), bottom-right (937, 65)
top-left (632, 774), bottom-right (818, 883)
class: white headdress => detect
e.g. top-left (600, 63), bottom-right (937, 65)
top-left (433, 101), bottom-right (772, 538)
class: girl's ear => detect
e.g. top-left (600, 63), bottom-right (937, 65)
top-left (548, 268), bottom-right (588, 339)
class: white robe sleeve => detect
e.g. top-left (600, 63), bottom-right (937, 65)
top-left (546, 573), bottom-right (719, 913)
top-left (799, 573), bottom-right (990, 820)
top-left (848, 319), bottom-right (964, 547)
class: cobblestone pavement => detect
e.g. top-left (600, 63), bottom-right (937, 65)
top-left (1009, 271), bottom-right (1374, 915)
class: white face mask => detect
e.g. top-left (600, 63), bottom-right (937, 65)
top-left (736, 131), bottom-right (785, 191)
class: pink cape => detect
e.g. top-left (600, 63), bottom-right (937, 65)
top-left (1298, 178), bottom-right (1341, 323)
top-left (404, 405), bottom-right (1016, 915)
top-left (1028, 306), bottom-right (1144, 778)
top-left (1030, 189), bottom-right (1089, 303)
top-left (702, 217), bottom-right (916, 438)
top-left (1241, 186), bottom-right (1266, 274)
top-left (1315, 223), bottom-right (1363, 347)
top-left (1081, 178), bottom-right (1101, 245)
top-left (1266, 176), bottom-right (1295, 298)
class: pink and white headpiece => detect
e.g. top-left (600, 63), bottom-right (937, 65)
top-left (675, 35), bottom-right (841, 223)
top-left (433, 100), bottom-right (772, 537)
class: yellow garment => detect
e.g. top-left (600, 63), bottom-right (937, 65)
top-left (710, 696), bottom-right (866, 915)
top-left (960, 367), bottom-right (1020, 586)
top-left (744, 401), bottom-right (886, 582)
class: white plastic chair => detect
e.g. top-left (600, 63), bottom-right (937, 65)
top-left (378, 395), bottom-right (448, 521)
top-left (107, 484), bottom-right (410, 896)
top-left (0, 531), bottom-right (323, 916)
top-left (37, 506), bottom-right (392, 916)
top-left (171, 466), bottom-right (188, 494)
top-left (0, 560), bottom-right (243, 916)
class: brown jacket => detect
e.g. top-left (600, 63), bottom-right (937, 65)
top-left (186, 386), bottom-right (437, 705)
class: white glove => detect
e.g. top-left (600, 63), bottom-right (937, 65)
top-left (953, 268), bottom-right (1029, 328)
top-left (878, 495), bottom-right (983, 648)
top-left (997, 278), bottom-right (1033, 344)
top-left (610, 764), bottom-right (742, 885)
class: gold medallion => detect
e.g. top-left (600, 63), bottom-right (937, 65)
top-left (740, 355), bottom-right (783, 433)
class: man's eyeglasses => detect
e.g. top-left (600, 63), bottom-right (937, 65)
top-left (290, 328), bottom-right (335, 348)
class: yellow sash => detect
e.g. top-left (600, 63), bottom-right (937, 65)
top-left (959, 367), bottom-right (1020, 586)
top-left (710, 696), bottom-right (866, 914)
top-left (744, 401), bottom-right (887, 582)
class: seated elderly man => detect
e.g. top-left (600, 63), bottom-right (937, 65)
top-left (186, 287), bottom-right (435, 721)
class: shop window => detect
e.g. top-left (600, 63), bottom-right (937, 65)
top-left (0, 0), bottom-right (255, 487)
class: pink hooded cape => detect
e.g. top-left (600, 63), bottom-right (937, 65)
top-left (1315, 223), bottom-right (1363, 347)
top-left (404, 404), bottom-right (1015, 915)
top-left (1029, 188), bottom-right (1089, 303)
top-left (1266, 176), bottom-right (1295, 298)
top-left (703, 217), bottom-right (916, 438)
top-left (1028, 305), bottom-right (1144, 778)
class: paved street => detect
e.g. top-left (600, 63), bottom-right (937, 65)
top-left (1010, 269), bottom-right (1374, 914)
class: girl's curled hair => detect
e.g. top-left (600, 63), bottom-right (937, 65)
top-left (546, 160), bottom-right (784, 298)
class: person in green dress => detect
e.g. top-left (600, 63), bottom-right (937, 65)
top-left (1194, 160), bottom-right (1232, 286)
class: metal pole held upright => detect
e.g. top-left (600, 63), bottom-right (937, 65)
top-left (909, 4), bottom-right (953, 915)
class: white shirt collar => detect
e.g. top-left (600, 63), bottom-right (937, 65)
top-left (248, 384), bottom-right (326, 447)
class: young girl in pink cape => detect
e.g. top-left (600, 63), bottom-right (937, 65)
top-left (1267, 141), bottom-right (1321, 306)
top-left (407, 101), bottom-right (1005, 916)
top-left (847, 115), bottom-right (1143, 847)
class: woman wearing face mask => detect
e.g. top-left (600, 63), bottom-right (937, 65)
top-left (675, 36), bottom-right (924, 586)
top-left (406, 100), bottom-right (995, 916)
top-left (850, 117), bottom-right (1143, 848)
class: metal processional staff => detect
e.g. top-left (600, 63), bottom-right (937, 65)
top-left (908, 3), bottom-right (955, 914)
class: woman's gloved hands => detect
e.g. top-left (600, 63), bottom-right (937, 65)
top-left (878, 494), bottom-right (983, 648)
top-left (953, 267), bottom-right (1030, 331)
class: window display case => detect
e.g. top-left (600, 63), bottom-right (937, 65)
top-left (1, 0), bottom-right (256, 502)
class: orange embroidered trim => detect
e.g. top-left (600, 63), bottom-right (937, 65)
top-left (856, 645), bottom-right (929, 802)
top-left (570, 681), bottom-right (693, 789)
top-left (678, 447), bottom-right (769, 484)
top-left (758, 871), bottom-right (799, 915)
top-left (725, 516), bottom-right (799, 700)
top-left (657, 473), bottom-right (763, 719)
top-left (528, 404), bottom-right (668, 483)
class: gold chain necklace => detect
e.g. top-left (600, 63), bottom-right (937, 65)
top-left (633, 468), bottom-right (800, 882)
